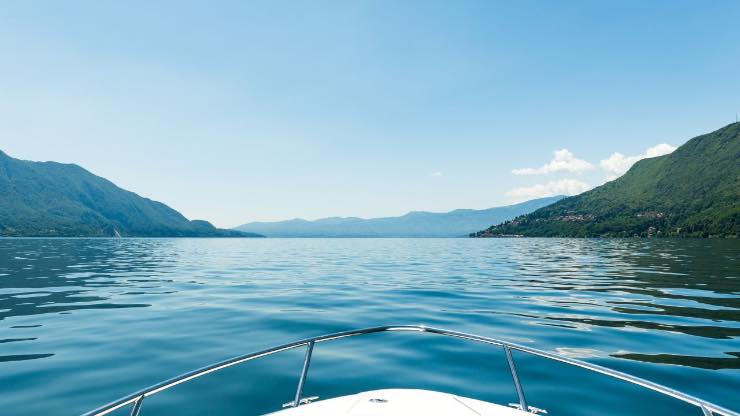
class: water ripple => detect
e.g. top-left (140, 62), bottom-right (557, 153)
top-left (0, 238), bottom-right (738, 415)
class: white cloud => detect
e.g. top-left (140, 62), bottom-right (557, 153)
top-left (430, 171), bottom-right (444, 177)
top-left (600, 143), bottom-right (676, 180)
top-left (513, 149), bottom-right (594, 175)
top-left (506, 179), bottom-right (591, 200)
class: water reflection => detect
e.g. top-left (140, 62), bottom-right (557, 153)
top-left (0, 353), bottom-right (54, 362)
top-left (0, 239), bottom-right (161, 324)
top-left (614, 351), bottom-right (740, 370)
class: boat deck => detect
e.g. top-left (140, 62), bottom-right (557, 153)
top-left (271, 389), bottom-right (530, 416)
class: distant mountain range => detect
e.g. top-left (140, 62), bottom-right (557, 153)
top-left (473, 122), bottom-right (740, 238)
top-left (0, 150), bottom-right (262, 237)
top-left (234, 196), bottom-right (565, 237)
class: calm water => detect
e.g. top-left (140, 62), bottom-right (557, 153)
top-left (1, 238), bottom-right (738, 416)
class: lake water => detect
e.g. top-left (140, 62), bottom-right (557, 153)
top-left (1, 238), bottom-right (738, 416)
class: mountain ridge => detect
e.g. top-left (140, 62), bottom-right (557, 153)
top-left (0, 151), bottom-right (262, 237)
top-left (472, 122), bottom-right (740, 238)
top-left (235, 196), bottom-right (565, 237)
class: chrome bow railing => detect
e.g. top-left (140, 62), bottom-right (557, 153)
top-left (81, 325), bottom-right (739, 416)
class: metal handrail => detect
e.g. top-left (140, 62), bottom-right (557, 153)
top-left (81, 325), bottom-right (739, 416)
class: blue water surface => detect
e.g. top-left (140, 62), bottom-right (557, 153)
top-left (0, 238), bottom-right (738, 415)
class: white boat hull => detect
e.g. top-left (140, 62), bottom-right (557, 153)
top-left (271, 389), bottom-right (530, 416)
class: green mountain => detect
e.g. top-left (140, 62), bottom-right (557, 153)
top-left (0, 151), bottom-right (262, 237)
top-left (235, 196), bottom-right (564, 237)
top-left (472, 122), bottom-right (740, 238)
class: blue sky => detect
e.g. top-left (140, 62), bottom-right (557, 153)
top-left (1, 1), bottom-right (739, 227)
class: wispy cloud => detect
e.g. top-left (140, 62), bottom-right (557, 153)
top-left (506, 179), bottom-right (591, 200)
top-left (600, 143), bottom-right (676, 180)
top-left (513, 149), bottom-right (594, 175)
top-left (430, 171), bottom-right (444, 177)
